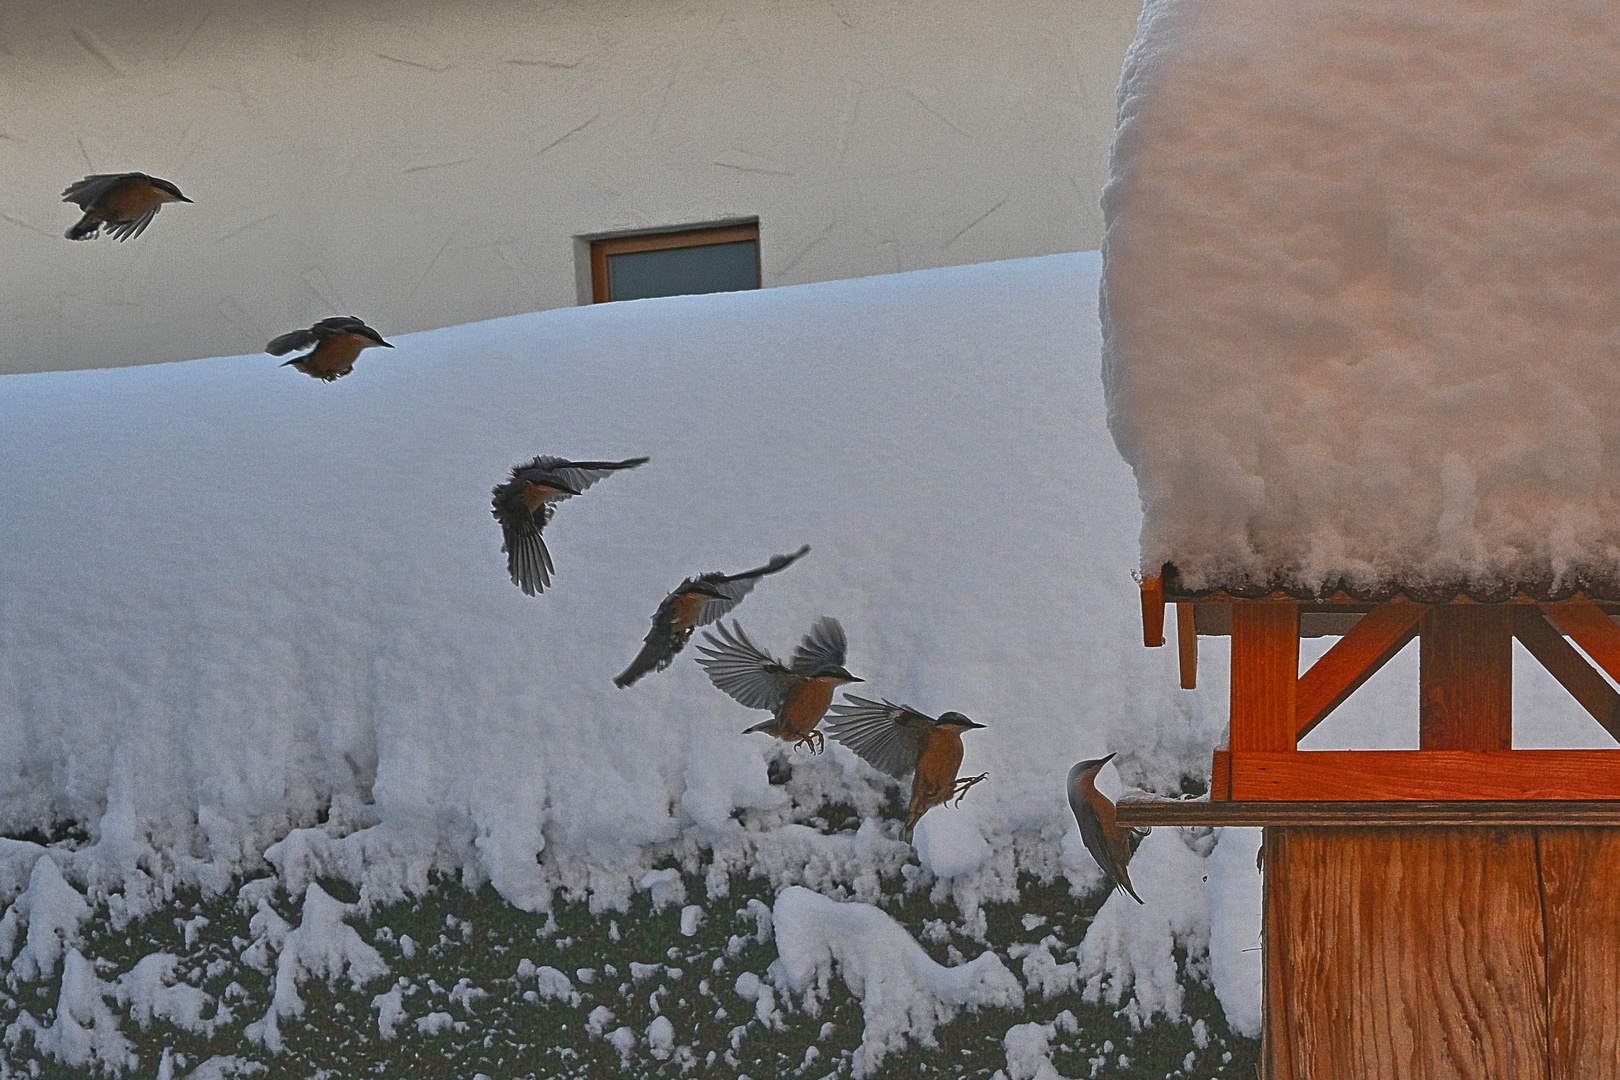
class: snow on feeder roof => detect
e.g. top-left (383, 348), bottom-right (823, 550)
top-left (1100, 0), bottom-right (1620, 598)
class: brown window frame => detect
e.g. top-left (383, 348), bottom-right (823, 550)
top-left (589, 222), bottom-right (760, 304)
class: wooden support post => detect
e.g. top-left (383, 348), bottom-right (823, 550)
top-left (1231, 602), bottom-right (1298, 751)
top-left (1141, 574), bottom-right (1166, 647)
top-left (1176, 602), bottom-right (1197, 689)
top-left (1541, 829), bottom-right (1620, 1078)
top-left (1296, 602), bottom-right (1425, 740)
top-left (1264, 827), bottom-right (1551, 1080)
top-left (1420, 605), bottom-right (1512, 750)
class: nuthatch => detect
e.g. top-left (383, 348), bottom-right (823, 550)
top-left (267, 316), bottom-right (394, 382)
top-left (824, 696), bottom-right (988, 842)
top-left (1067, 754), bottom-right (1143, 904)
top-left (490, 456), bottom-right (650, 595)
top-left (62, 173), bottom-right (190, 241)
top-left (696, 617), bottom-right (862, 751)
top-left (614, 545), bottom-right (810, 688)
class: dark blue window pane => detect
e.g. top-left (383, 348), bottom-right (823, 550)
top-left (607, 240), bottom-right (759, 301)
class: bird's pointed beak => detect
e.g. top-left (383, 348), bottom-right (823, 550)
top-left (379, 339), bottom-right (395, 348)
top-left (179, 195), bottom-right (193, 203)
top-left (1099, 752), bottom-right (1117, 766)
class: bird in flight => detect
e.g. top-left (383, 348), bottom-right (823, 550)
top-left (614, 545), bottom-right (810, 688)
top-left (62, 172), bottom-right (191, 241)
top-left (823, 697), bottom-right (988, 842)
top-left (696, 617), bottom-right (862, 751)
top-left (1067, 754), bottom-right (1143, 904)
top-left (491, 456), bottom-right (650, 596)
top-left (267, 316), bottom-right (395, 381)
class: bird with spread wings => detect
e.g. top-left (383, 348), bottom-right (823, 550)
top-left (823, 696), bottom-right (988, 842)
top-left (614, 545), bottom-right (810, 688)
top-left (490, 456), bottom-right (649, 596)
top-left (696, 617), bottom-right (861, 751)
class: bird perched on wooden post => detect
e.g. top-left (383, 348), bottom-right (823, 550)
top-left (695, 617), bottom-right (862, 751)
top-left (267, 316), bottom-right (394, 382)
top-left (490, 456), bottom-right (650, 596)
top-left (61, 173), bottom-right (190, 241)
top-left (823, 697), bottom-right (988, 843)
top-left (614, 545), bottom-right (810, 688)
top-left (1067, 754), bottom-right (1143, 904)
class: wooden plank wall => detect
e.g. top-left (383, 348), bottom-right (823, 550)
top-left (1264, 827), bottom-right (1620, 1080)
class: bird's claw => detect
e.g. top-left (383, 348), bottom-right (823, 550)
top-left (951, 772), bottom-right (988, 806)
top-left (794, 730), bottom-right (826, 754)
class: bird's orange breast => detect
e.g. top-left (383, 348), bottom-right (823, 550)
top-left (777, 678), bottom-right (836, 737)
top-left (670, 592), bottom-right (707, 634)
top-left (98, 181), bottom-right (164, 220)
top-left (304, 334), bottom-right (368, 377)
top-left (911, 730), bottom-right (965, 809)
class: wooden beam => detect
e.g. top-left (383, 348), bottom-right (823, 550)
top-left (1209, 749), bottom-right (1232, 802)
top-left (1117, 796), bottom-right (1620, 827)
top-left (1542, 600), bottom-right (1620, 686)
top-left (1228, 750), bottom-right (1620, 801)
top-left (1176, 602), bottom-right (1197, 689)
top-left (1420, 606), bottom-right (1512, 750)
top-left (1512, 607), bottom-right (1620, 743)
top-left (1140, 574), bottom-right (1165, 647)
top-left (1231, 602), bottom-right (1298, 751)
top-left (1295, 602), bottom-right (1425, 740)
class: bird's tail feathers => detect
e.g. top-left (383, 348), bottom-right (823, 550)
top-left (65, 215), bottom-right (100, 241)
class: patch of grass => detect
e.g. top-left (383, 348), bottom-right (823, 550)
top-left (6, 859), bottom-right (1257, 1079)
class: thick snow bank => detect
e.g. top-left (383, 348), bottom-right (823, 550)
top-left (1102, 0), bottom-right (1620, 591)
top-left (770, 885), bottom-right (1024, 1077)
top-left (0, 252), bottom-right (1215, 921)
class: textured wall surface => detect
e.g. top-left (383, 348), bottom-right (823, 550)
top-left (0, 0), bottom-right (1140, 373)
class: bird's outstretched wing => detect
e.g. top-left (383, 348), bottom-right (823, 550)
top-left (695, 622), bottom-right (791, 710)
top-left (1066, 764), bottom-right (1144, 904)
top-left (790, 616), bottom-right (847, 675)
top-left (614, 597), bottom-right (681, 688)
top-left (695, 544), bottom-right (810, 625)
top-left (490, 478), bottom-right (553, 596)
top-left (524, 456), bottom-right (650, 500)
top-left (824, 695), bottom-right (930, 779)
top-left (106, 208), bottom-right (161, 242)
top-left (265, 328), bottom-right (320, 356)
top-left (61, 174), bottom-right (130, 209)
top-left (311, 316), bottom-right (368, 337)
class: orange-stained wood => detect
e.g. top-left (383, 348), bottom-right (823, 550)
top-left (1543, 601), bottom-right (1620, 686)
top-left (1420, 605), bottom-right (1512, 750)
top-left (1295, 602), bottom-right (1425, 740)
top-left (1176, 602), bottom-right (1197, 689)
top-left (1230, 602), bottom-right (1298, 751)
top-left (1141, 575), bottom-right (1165, 647)
top-left (1209, 749), bottom-right (1231, 802)
top-left (1263, 827), bottom-right (1550, 1080)
top-left (1119, 797), bottom-right (1620, 828)
top-left (1229, 750), bottom-right (1620, 801)
top-left (1513, 607), bottom-right (1620, 743)
top-left (1542, 828), bottom-right (1620, 1079)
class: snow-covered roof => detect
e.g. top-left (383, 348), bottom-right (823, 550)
top-left (1101, 0), bottom-right (1620, 595)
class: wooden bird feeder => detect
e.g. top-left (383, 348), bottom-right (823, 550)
top-left (1123, 566), bottom-right (1620, 1080)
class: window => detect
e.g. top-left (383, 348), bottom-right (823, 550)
top-left (589, 223), bottom-right (760, 303)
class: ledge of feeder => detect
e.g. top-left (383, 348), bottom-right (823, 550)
top-left (1116, 795), bottom-right (1620, 828)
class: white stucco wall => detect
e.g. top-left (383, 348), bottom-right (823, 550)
top-left (0, 0), bottom-right (1140, 373)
